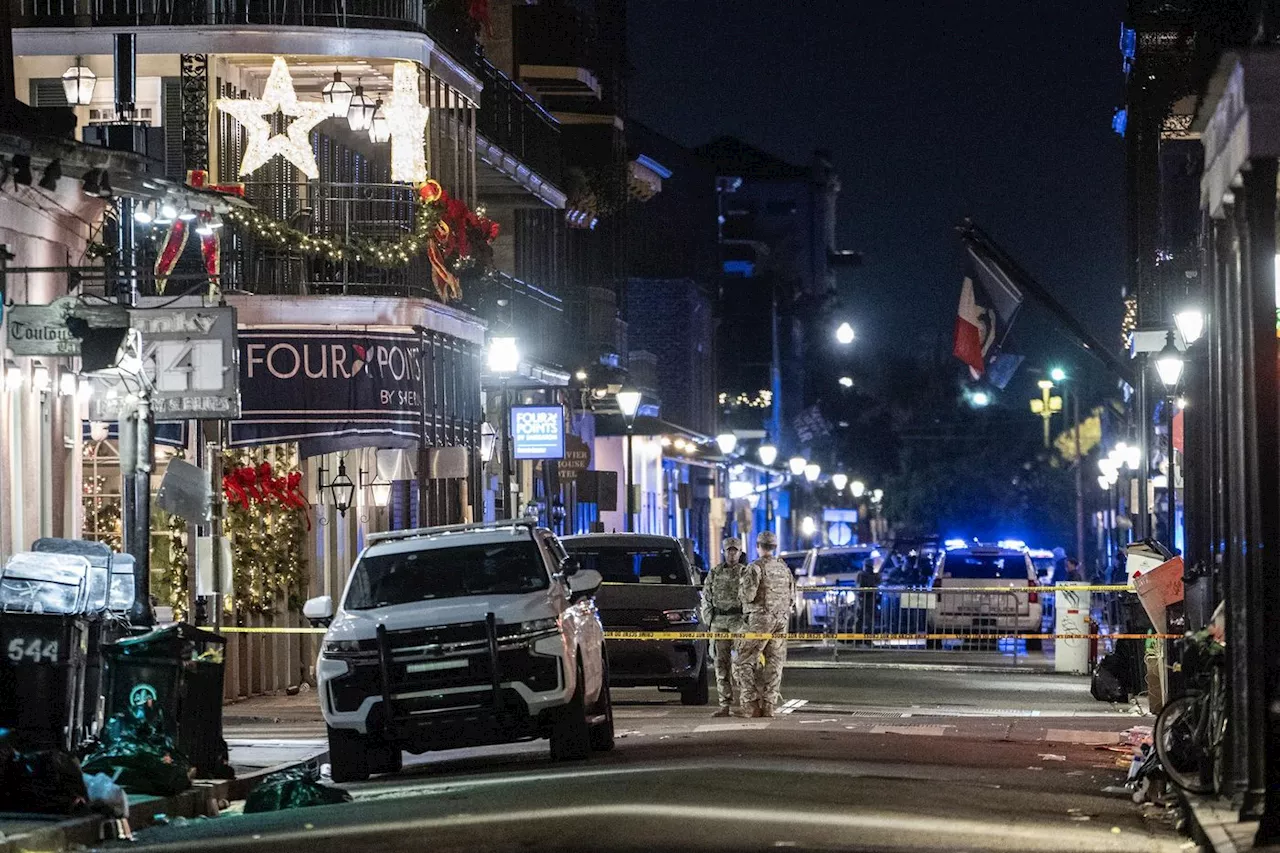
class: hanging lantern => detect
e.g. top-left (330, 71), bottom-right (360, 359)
top-left (321, 70), bottom-right (353, 119)
top-left (323, 458), bottom-right (357, 516)
top-left (368, 99), bottom-right (391, 144)
top-left (62, 58), bottom-right (96, 106)
top-left (346, 82), bottom-right (376, 132)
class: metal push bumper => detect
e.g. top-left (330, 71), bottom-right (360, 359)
top-left (319, 612), bottom-right (569, 747)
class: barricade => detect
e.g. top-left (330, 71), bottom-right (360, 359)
top-left (214, 586), bottom-right (1169, 656)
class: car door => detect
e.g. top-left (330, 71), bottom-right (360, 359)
top-left (542, 531), bottom-right (605, 702)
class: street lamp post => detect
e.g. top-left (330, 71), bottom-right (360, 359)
top-left (617, 388), bottom-right (642, 532)
top-left (487, 337), bottom-right (520, 519)
top-left (1029, 379), bottom-right (1063, 449)
top-left (1052, 366), bottom-right (1086, 571)
top-left (758, 443), bottom-right (777, 527)
top-left (1155, 331), bottom-right (1185, 547)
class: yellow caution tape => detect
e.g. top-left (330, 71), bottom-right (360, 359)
top-left (797, 584), bottom-right (1130, 593)
top-left (602, 631), bottom-right (1176, 642)
top-left (220, 626), bottom-right (327, 634)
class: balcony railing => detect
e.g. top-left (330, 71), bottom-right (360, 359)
top-left (471, 270), bottom-right (564, 364)
top-left (222, 180), bottom-right (435, 299)
top-left (14, 0), bottom-right (431, 30)
top-left (475, 58), bottom-right (562, 186)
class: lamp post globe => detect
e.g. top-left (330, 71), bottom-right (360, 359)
top-left (850, 480), bottom-right (866, 498)
top-left (487, 337), bottom-right (520, 375)
top-left (831, 472), bottom-right (848, 492)
top-left (1174, 307), bottom-right (1205, 346)
top-left (835, 322), bottom-right (855, 345)
top-left (803, 463), bottom-right (821, 483)
top-left (1155, 331), bottom-right (1185, 389)
top-left (758, 443), bottom-right (778, 467)
top-left (788, 456), bottom-right (807, 477)
top-left (1050, 367), bottom-right (1067, 383)
top-left (715, 432), bottom-right (738, 455)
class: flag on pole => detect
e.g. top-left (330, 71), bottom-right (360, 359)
top-left (952, 246), bottom-right (1024, 378)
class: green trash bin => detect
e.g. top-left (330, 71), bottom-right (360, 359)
top-left (100, 623), bottom-right (232, 778)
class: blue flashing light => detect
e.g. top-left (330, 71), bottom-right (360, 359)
top-left (1112, 108), bottom-right (1128, 137)
top-left (723, 260), bottom-right (755, 276)
top-left (944, 539), bottom-right (968, 551)
top-left (997, 539), bottom-right (1028, 551)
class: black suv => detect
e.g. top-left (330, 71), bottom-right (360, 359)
top-left (560, 534), bottom-right (709, 705)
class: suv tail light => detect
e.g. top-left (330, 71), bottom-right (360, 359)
top-left (1027, 579), bottom-right (1039, 604)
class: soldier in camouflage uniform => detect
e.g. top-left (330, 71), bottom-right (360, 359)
top-left (701, 537), bottom-right (747, 716)
top-left (731, 530), bottom-right (795, 717)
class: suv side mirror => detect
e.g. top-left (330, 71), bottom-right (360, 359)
top-left (560, 557), bottom-right (581, 577)
top-left (303, 595), bottom-right (334, 627)
top-left (567, 568), bottom-right (602, 600)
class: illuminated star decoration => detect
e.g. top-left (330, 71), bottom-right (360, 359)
top-left (216, 57), bottom-right (329, 180)
top-left (384, 62), bottom-right (429, 184)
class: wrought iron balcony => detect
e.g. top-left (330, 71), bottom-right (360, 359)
top-left (475, 58), bottom-right (562, 187)
top-left (469, 270), bottom-right (565, 364)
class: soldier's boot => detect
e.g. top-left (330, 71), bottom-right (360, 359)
top-left (757, 704), bottom-right (776, 718)
top-left (712, 706), bottom-right (731, 718)
top-left (731, 700), bottom-right (757, 718)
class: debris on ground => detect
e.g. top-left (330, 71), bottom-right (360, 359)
top-left (0, 743), bottom-right (90, 814)
top-left (81, 707), bottom-right (193, 796)
top-left (243, 767), bottom-right (352, 813)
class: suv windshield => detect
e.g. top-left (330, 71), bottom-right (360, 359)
top-left (565, 546), bottom-right (690, 585)
top-left (344, 539), bottom-right (548, 609)
top-left (942, 554), bottom-right (1028, 580)
top-left (814, 551), bottom-right (873, 575)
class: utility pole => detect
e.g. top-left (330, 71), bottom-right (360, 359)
top-left (112, 33), bottom-right (154, 626)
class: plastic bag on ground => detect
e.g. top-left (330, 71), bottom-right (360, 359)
top-left (81, 705), bottom-right (192, 796)
top-left (243, 767), bottom-right (352, 813)
top-left (0, 740), bottom-right (90, 814)
top-left (83, 771), bottom-right (129, 818)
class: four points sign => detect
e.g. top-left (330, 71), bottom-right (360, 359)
top-left (511, 405), bottom-right (566, 460)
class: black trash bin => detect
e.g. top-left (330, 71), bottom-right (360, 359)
top-left (0, 613), bottom-right (89, 752)
top-left (100, 623), bottom-right (232, 778)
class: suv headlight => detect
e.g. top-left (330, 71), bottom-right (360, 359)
top-left (519, 618), bottom-right (559, 634)
top-left (322, 638), bottom-right (378, 659)
top-left (663, 609), bottom-right (699, 626)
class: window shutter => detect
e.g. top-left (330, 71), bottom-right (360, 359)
top-left (162, 77), bottom-right (184, 180)
top-left (30, 79), bottom-right (68, 108)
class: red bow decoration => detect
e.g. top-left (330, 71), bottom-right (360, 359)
top-left (154, 171), bottom-right (245, 294)
top-left (222, 462), bottom-right (312, 530)
top-left (421, 182), bottom-right (499, 303)
top-left (467, 0), bottom-right (494, 37)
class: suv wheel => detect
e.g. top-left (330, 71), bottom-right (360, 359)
top-left (589, 648), bottom-right (615, 752)
top-left (327, 726), bottom-right (371, 783)
top-left (680, 659), bottom-right (710, 706)
top-left (550, 660), bottom-right (592, 761)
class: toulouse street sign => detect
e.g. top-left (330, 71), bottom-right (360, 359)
top-left (5, 297), bottom-right (80, 356)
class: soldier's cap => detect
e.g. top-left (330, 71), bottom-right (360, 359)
top-left (756, 531), bottom-right (779, 548)
top-left (722, 536), bottom-right (743, 551)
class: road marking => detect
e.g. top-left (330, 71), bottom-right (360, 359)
top-left (693, 722), bottom-right (772, 733)
top-left (779, 699), bottom-right (808, 715)
top-left (869, 725), bottom-right (952, 737)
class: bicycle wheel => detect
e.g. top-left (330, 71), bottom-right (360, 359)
top-left (1154, 694), bottom-right (1214, 794)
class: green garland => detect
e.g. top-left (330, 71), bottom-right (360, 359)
top-left (224, 199), bottom-right (441, 269)
top-left (223, 446), bottom-right (309, 615)
top-left (152, 509), bottom-right (189, 620)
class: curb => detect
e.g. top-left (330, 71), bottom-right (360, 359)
top-left (1183, 794), bottom-right (1261, 853)
top-left (0, 749), bottom-right (328, 852)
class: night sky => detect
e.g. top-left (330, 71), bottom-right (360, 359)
top-left (628, 0), bottom-right (1129, 396)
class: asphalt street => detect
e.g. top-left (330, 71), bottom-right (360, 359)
top-left (106, 652), bottom-right (1181, 853)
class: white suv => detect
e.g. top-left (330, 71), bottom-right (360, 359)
top-left (303, 520), bottom-right (614, 782)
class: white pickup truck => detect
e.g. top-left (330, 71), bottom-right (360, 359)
top-left (303, 520), bottom-right (614, 782)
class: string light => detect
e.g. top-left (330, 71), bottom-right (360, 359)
top-left (216, 57), bottom-right (328, 179)
top-left (385, 62), bottom-right (429, 184)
